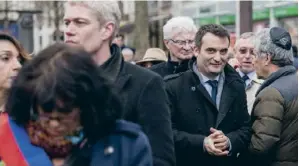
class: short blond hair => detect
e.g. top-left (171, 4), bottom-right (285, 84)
top-left (65, 1), bottom-right (121, 38)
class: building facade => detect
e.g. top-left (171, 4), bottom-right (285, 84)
top-left (172, 0), bottom-right (298, 46)
top-left (0, 1), bottom-right (41, 54)
top-left (119, 1), bottom-right (173, 50)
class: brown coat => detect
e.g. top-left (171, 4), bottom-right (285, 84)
top-left (249, 66), bottom-right (298, 166)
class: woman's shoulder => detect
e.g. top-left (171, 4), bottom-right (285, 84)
top-left (90, 120), bottom-right (152, 165)
top-left (113, 119), bottom-right (144, 137)
top-left (104, 119), bottom-right (150, 148)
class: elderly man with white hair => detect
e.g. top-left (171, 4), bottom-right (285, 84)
top-left (63, 1), bottom-right (175, 165)
top-left (233, 32), bottom-right (263, 114)
top-left (150, 16), bottom-right (197, 78)
top-left (246, 27), bottom-right (297, 166)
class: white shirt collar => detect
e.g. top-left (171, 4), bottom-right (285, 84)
top-left (200, 72), bottom-right (220, 83)
top-left (238, 69), bottom-right (255, 81)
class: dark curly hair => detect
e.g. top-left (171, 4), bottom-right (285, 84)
top-left (195, 24), bottom-right (230, 50)
top-left (5, 43), bottom-right (123, 142)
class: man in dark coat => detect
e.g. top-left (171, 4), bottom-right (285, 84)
top-left (165, 24), bottom-right (251, 166)
top-left (150, 16), bottom-right (197, 78)
top-left (63, 1), bottom-right (175, 166)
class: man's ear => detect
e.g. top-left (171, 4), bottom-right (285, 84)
top-left (193, 46), bottom-right (200, 57)
top-left (265, 54), bottom-right (272, 66)
top-left (101, 21), bottom-right (115, 41)
top-left (164, 40), bottom-right (170, 50)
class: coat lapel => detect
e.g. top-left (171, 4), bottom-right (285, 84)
top-left (196, 83), bottom-right (218, 110)
top-left (215, 82), bottom-right (237, 128)
top-left (115, 74), bottom-right (131, 90)
top-left (190, 73), bottom-right (218, 111)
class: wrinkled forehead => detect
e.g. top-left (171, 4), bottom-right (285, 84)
top-left (64, 2), bottom-right (97, 21)
top-left (236, 38), bottom-right (255, 49)
top-left (172, 31), bottom-right (196, 40)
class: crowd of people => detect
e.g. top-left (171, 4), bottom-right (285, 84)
top-left (0, 1), bottom-right (297, 166)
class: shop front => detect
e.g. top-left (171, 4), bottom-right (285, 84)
top-left (194, 17), bottom-right (216, 27)
top-left (252, 8), bottom-right (270, 32)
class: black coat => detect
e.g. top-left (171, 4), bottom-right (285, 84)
top-left (165, 60), bottom-right (251, 166)
top-left (100, 44), bottom-right (175, 166)
top-left (150, 54), bottom-right (189, 78)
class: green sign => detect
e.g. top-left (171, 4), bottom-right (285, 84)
top-left (195, 4), bottom-right (297, 26)
top-left (274, 4), bottom-right (298, 18)
top-left (198, 17), bottom-right (216, 25)
top-left (219, 15), bottom-right (235, 25)
top-left (253, 8), bottom-right (270, 21)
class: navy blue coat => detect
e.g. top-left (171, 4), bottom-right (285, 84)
top-left (89, 120), bottom-right (153, 166)
top-left (65, 120), bottom-right (153, 166)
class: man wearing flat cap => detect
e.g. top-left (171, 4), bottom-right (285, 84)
top-left (247, 27), bottom-right (298, 166)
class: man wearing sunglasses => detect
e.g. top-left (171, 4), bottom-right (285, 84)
top-left (150, 16), bottom-right (197, 78)
top-left (234, 32), bottom-right (263, 114)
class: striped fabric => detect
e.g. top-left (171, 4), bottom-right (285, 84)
top-left (0, 113), bottom-right (52, 166)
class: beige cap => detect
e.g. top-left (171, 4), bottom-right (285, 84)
top-left (136, 48), bottom-right (167, 64)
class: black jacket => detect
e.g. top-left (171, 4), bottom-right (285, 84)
top-left (99, 44), bottom-right (175, 166)
top-left (150, 54), bottom-right (189, 78)
top-left (165, 59), bottom-right (251, 166)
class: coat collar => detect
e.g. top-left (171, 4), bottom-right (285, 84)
top-left (256, 65), bottom-right (297, 96)
top-left (100, 44), bottom-right (123, 82)
top-left (99, 44), bottom-right (131, 90)
top-left (166, 52), bottom-right (190, 74)
top-left (189, 56), bottom-right (242, 85)
top-left (217, 64), bottom-right (241, 127)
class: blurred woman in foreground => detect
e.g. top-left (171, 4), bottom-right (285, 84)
top-left (0, 43), bottom-right (152, 166)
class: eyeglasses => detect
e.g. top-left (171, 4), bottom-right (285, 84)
top-left (169, 39), bottom-right (194, 47)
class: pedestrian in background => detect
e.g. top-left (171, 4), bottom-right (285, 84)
top-left (113, 34), bottom-right (136, 54)
top-left (136, 48), bottom-right (167, 68)
top-left (233, 32), bottom-right (263, 114)
top-left (122, 48), bottom-right (135, 64)
top-left (150, 16), bottom-right (197, 78)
